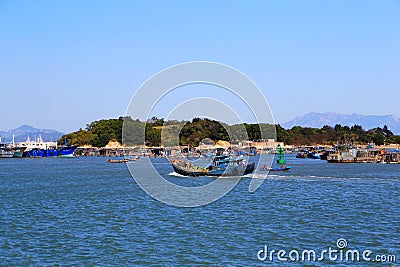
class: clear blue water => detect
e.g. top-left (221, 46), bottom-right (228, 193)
top-left (1, 155), bottom-right (399, 266)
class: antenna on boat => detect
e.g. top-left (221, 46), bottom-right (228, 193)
top-left (12, 134), bottom-right (15, 147)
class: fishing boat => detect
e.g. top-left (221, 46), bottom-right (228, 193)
top-left (107, 159), bottom-right (129, 163)
top-left (20, 135), bottom-right (57, 158)
top-left (125, 156), bottom-right (140, 161)
top-left (59, 145), bottom-right (77, 158)
top-left (25, 148), bottom-right (45, 157)
top-left (259, 164), bottom-right (292, 172)
top-left (0, 145), bottom-right (14, 158)
top-left (0, 136), bottom-right (14, 158)
top-left (58, 137), bottom-right (76, 158)
top-left (269, 165), bottom-right (292, 172)
top-left (13, 147), bottom-right (26, 158)
top-left (171, 155), bottom-right (255, 177)
top-left (44, 146), bottom-right (59, 157)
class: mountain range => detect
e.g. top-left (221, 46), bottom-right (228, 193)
top-left (0, 125), bottom-right (64, 143)
top-left (282, 112), bottom-right (400, 134)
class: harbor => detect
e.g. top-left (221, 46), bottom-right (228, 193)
top-left (3, 134), bottom-right (400, 165)
top-left (0, 135), bottom-right (76, 158)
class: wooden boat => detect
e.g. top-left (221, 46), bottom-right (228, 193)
top-left (269, 166), bottom-right (292, 172)
top-left (260, 165), bottom-right (292, 172)
top-left (107, 159), bottom-right (128, 163)
top-left (171, 155), bottom-right (255, 177)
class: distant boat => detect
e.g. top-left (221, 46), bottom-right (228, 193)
top-left (13, 147), bottom-right (26, 158)
top-left (44, 148), bottom-right (59, 157)
top-left (260, 164), bottom-right (292, 172)
top-left (0, 136), bottom-right (14, 158)
top-left (107, 159), bottom-right (128, 163)
top-left (125, 156), bottom-right (140, 161)
top-left (308, 152), bottom-right (321, 159)
top-left (269, 165), bottom-right (292, 172)
top-left (25, 148), bottom-right (45, 157)
top-left (59, 146), bottom-right (77, 158)
top-left (58, 137), bottom-right (76, 158)
top-left (0, 145), bottom-right (14, 158)
top-left (171, 155), bottom-right (255, 177)
top-left (20, 135), bottom-right (57, 158)
top-left (296, 152), bottom-right (307, 158)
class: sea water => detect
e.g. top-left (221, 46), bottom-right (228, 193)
top-left (1, 155), bottom-right (399, 266)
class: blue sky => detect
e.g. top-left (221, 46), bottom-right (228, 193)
top-left (0, 0), bottom-right (399, 132)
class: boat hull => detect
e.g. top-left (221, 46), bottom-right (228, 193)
top-left (13, 147), bottom-right (26, 158)
top-left (269, 167), bottom-right (291, 172)
top-left (24, 149), bottom-right (45, 157)
top-left (59, 146), bottom-right (77, 158)
top-left (44, 149), bottom-right (59, 157)
top-left (260, 166), bottom-right (292, 172)
top-left (0, 149), bottom-right (14, 158)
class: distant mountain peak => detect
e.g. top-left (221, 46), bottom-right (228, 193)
top-left (14, 124), bottom-right (36, 131)
top-left (282, 113), bottom-right (400, 134)
top-left (0, 125), bottom-right (64, 143)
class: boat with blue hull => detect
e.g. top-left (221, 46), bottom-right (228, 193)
top-left (59, 146), bottom-right (77, 158)
top-left (25, 148), bottom-right (45, 157)
top-left (171, 155), bottom-right (255, 177)
top-left (45, 148), bottom-right (59, 157)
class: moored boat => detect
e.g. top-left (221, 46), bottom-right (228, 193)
top-left (0, 146), bottom-right (14, 158)
top-left (308, 152), bottom-right (321, 159)
top-left (296, 152), bottom-right (307, 158)
top-left (25, 148), bottom-right (45, 157)
top-left (44, 147), bottom-right (59, 157)
top-left (0, 137), bottom-right (14, 158)
top-left (13, 147), bottom-right (26, 158)
top-left (59, 145), bottom-right (77, 158)
top-left (20, 135), bottom-right (57, 158)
